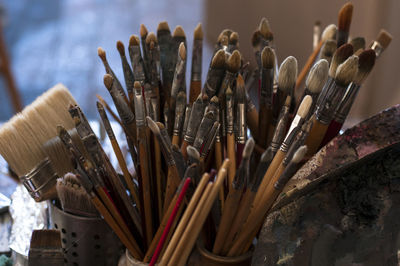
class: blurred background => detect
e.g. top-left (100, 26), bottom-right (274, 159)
top-left (0, 0), bottom-right (398, 128)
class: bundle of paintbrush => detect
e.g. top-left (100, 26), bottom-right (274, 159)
top-left (0, 1), bottom-right (394, 265)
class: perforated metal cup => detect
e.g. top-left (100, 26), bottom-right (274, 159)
top-left (49, 202), bottom-right (124, 266)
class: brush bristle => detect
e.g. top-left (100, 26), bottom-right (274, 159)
top-left (179, 42), bottom-right (186, 60)
top-left (177, 91), bottom-right (186, 105)
top-left (377, 29), bottom-right (393, 50)
top-left (97, 47), bottom-right (106, 60)
top-left (338, 2), bottom-right (353, 32)
top-left (156, 121), bottom-right (165, 130)
top-left (321, 24), bottom-right (337, 41)
top-left (251, 30), bottom-right (263, 48)
top-left (146, 116), bottom-right (160, 135)
top-left (260, 146), bottom-right (274, 163)
top-left (243, 138), bottom-right (255, 159)
top-left (134, 81), bottom-right (141, 89)
top-left (225, 85), bottom-right (233, 96)
top-left (320, 39), bottom-right (337, 62)
top-left (187, 145), bottom-right (200, 161)
top-left (173, 25), bottom-right (185, 38)
top-left (292, 145), bottom-right (307, 163)
top-left (259, 17), bottom-right (273, 41)
top-left (218, 33), bottom-right (228, 46)
top-left (221, 29), bottom-right (233, 38)
top-left (194, 23), bottom-right (203, 40)
top-left (329, 43), bottom-right (353, 77)
top-left (261, 46), bottom-right (275, 69)
top-left (278, 56), bottom-right (298, 93)
top-left (306, 59), bottom-right (329, 93)
top-left (226, 50), bottom-right (241, 73)
top-left (229, 32), bottom-right (239, 45)
top-left (30, 230), bottom-right (61, 249)
top-left (157, 21), bottom-right (170, 32)
top-left (116, 41), bottom-right (125, 56)
top-left (350, 37), bottom-right (366, 52)
top-left (296, 95), bottom-right (313, 119)
top-left (335, 55), bottom-right (359, 86)
top-left (103, 74), bottom-right (113, 90)
top-left (145, 32), bottom-right (157, 44)
top-left (354, 49), bottom-right (376, 84)
top-left (211, 49), bottom-right (226, 68)
top-left (140, 24), bottom-right (148, 38)
top-left (129, 35), bottom-right (140, 46)
top-left (210, 96), bottom-right (219, 104)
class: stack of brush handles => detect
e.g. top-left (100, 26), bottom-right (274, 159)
top-left (0, 2), bottom-right (393, 266)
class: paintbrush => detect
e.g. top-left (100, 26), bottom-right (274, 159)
top-left (145, 33), bottom-right (161, 119)
top-left (172, 91), bottom-right (187, 146)
top-left (305, 55), bottom-right (358, 156)
top-left (313, 21), bottom-right (321, 50)
top-left (337, 2), bottom-right (353, 47)
top-left (193, 111), bottom-right (216, 155)
top-left (228, 145), bottom-right (307, 257)
top-left (225, 85), bottom-right (236, 186)
top-left (235, 74), bottom-right (247, 165)
top-left (157, 21), bottom-right (173, 104)
top-left (318, 39), bottom-right (337, 65)
top-left (321, 49), bottom-right (376, 146)
top-left (213, 138), bottom-right (254, 255)
top-left (268, 96), bottom-right (291, 158)
top-left (350, 37), bottom-right (366, 54)
top-left (140, 24), bottom-right (149, 75)
top-left (295, 24), bottom-right (337, 95)
top-left (128, 34), bottom-right (146, 86)
top-left (203, 49), bottom-right (226, 99)
top-left (190, 23), bottom-right (203, 105)
top-left (28, 230), bottom-right (63, 266)
top-left (246, 91), bottom-right (260, 142)
top-left (97, 47), bottom-right (129, 104)
top-left (258, 46), bottom-right (275, 148)
top-left (370, 29), bottom-right (393, 58)
top-left (297, 59), bottom-right (329, 120)
top-left (228, 31), bottom-right (239, 54)
top-left (170, 42), bottom-right (187, 123)
top-left (56, 173), bottom-right (99, 217)
top-left (216, 32), bottom-right (229, 54)
top-left (221, 146), bottom-right (274, 255)
top-left (116, 40), bottom-right (135, 100)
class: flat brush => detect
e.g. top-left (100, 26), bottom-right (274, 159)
top-left (116, 41), bottom-right (135, 100)
top-left (337, 2), bottom-right (353, 47)
top-left (28, 230), bottom-right (63, 266)
top-left (227, 146), bottom-right (307, 257)
top-left (221, 147), bottom-right (274, 255)
top-left (172, 91), bottom-right (186, 146)
top-left (318, 39), bottom-right (337, 65)
top-left (203, 49), bottom-right (226, 99)
top-left (370, 29), bottom-right (392, 58)
top-left (56, 173), bottom-right (99, 217)
top-left (258, 46), bottom-right (275, 148)
top-left (213, 138), bottom-right (254, 255)
top-left (295, 24), bottom-right (337, 95)
top-left (190, 23), bottom-right (203, 105)
top-left (321, 49), bottom-right (376, 146)
top-left (98, 47), bottom-right (129, 104)
top-left (97, 101), bottom-right (140, 208)
top-left (305, 55), bottom-right (358, 156)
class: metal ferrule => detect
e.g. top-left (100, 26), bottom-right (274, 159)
top-left (260, 68), bottom-right (274, 106)
top-left (128, 46), bottom-right (146, 83)
top-left (226, 94), bottom-right (234, 134)
top-left (316, 81), bottom-right (347, 124)
top-left (280, 126), bottom-right (300, 153)
top-left (173, 101), bottom-right (186, 136)
top-left (203, 68), bottom-right (225, 98)
top-left (370, 41), bottom-right (383, 58)
top-left (148, 46), bottom-right (161, 85)
top-left (274, 162), bottom-right (298, 190)
top-left (235, 103), bottom-right (246, 143)
top-left (182, 106), bottom-right (191, 140)
top-left (68, 106), bottom-right (94, 137)
top-left (214, 108), bottom-right (221, 142)
top-left (134, 88), bottom-right (146, 127)
top-left (81, 134), bottom-right (103, 168)
top-left (184, 100), bottom-right (204, 144)
top-left (283, 128), bottom-right (307, 166)
top-left (334, 83), bottom-right (360, 123)
top-left (270, 107), bottom-right (289, 152)
top-left (316, 76), bottom-right (334, 107)
top-left (200, 122), bottom-right (219, 158)
top-left (159, 128), bottom-right (175, 166)
top-left (246, 93), bottom-right (256, 112)
top-left (171, 57), bottom-right (186, 99)
top-left (109, 83), bottom-right (135, 125)
top-left (98, 109), bottom-right (115, 140)
top-left (191, 39), bottom-right (203, 81)
top-left (21, 158), bottom-right (58, 200)
top-left (193, 113), bottom-right (215, 151)
top-left (144, 83), bottom-right (153, 118)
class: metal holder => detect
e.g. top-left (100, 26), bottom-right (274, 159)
top-left (49, 202), bottom-right (123, 266)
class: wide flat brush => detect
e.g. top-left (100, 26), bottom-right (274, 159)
top-left (370, 29), bottom-right (393, 58)
top-left (28, 230), bottom-right (63, 266)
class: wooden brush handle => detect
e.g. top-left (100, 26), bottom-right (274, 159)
top-left (180, 140), bottom-right (189, 160)
top-left (221, 189), bottom-right (256, 255)
top-left (91, 196), bottom-right (143, 259)
top-left (258, 106), bottom-right (273, 148)
top-left (213, 188), bottom-right (242, 254)
top-left (214, 141), bottom-right (225, 211)
top-left (227, 133), bottom-right (236, 187)
top-left (171, 135), bottom-right (180, 146)
top-left (160, 173), bottom-right (210, 265)
top-left (247, 107), bottom-right (259, 141)
top-left (163, 166), bottom-right (180, 214)
top-left (153, 136), bottom-right (164, 223)
top-left (319, 119), bottom-right (343, 148)
top-left (305, 118), bottom-right (329, 157)
top-left (189, 80), bottom-right (202, 105)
